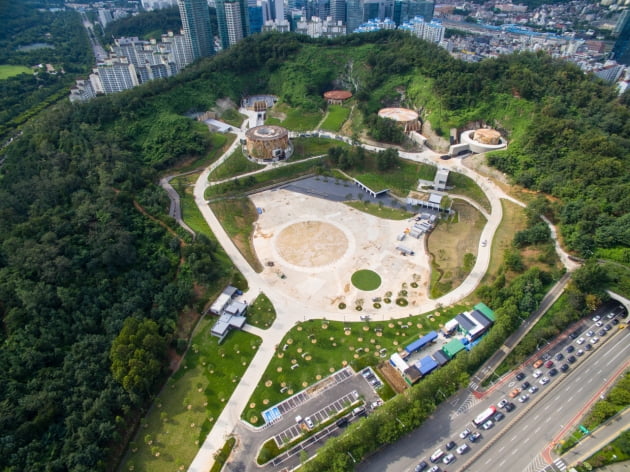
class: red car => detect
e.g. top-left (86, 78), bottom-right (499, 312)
top-left (545, 360), bottom-right (554, 369)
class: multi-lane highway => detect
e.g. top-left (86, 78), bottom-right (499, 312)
top-left (359, 315), bottom-right (629, 472)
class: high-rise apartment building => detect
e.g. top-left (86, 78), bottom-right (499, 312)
top-left (330, 0), bottom-right (346, 23)
top-left (217, 0), bottom-right (250, 50)
top-left (96, 57), bottom-right (140, 94)
top-left (612, 10), bottom-right (630, 66)
top-left (393, 0), bottom-right (433, 25)
top-left (177, 0), bottom-right (215, 59)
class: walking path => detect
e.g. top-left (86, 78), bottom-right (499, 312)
top-left (186, 121), bottom-right (580, 472)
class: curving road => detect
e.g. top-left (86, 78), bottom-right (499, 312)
top-left (185, 115), bottom-right (579, 472)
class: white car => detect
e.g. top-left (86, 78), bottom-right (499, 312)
top-left (459, 428), bottom-right (471, 439)
top-left (576, 337), bottom-right (585, 345)
top-left (596, 320), bottom-right (603, 327)
top-left (305, 417), bottom-right (314, 429)
top-left (591, 337), bottom-right (599, 344)
top-left (457, 444), bottom-right (470, 454)
top-left (519, 394), bottom-right (529, 403)
top-left (443, 453), bottom-right (455, 464)
top-left (481, 420), bottom-right (494, 430)
top-left (539, 377), bottom-right (550, 385)
top-left (529, 385), bottom-right (539, 394)
top-left (533, 370), bottom-right (543, 378)
top-left (497, 399), bottom-right (508, 408)
top-left (592, 315), bottom-right (601, 322)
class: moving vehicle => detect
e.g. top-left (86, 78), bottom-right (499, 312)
top-left (469, 432), bottom-right (482, 442)
top-left (336, 417), bottom-right (349, 428)
top-left (459, 428), bottom-right (471, 439)
top-left (493, 411), bottom-right (505, 422)
top-left (473, 406), bottom-right (498, 427)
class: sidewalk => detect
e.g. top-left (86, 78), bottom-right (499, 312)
top-left (560, 408), bottom-right (630, 468)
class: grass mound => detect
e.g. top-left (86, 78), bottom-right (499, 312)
top-left (351, 270), bottom-right (382, 291)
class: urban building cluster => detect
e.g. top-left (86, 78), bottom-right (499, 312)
top-left (434, 0), bottom-right (630, 92)
top-left (71, 0), bottom-right (630, 100)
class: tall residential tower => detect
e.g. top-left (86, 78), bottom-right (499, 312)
top-left (177, 0), bottom-right (215, 59)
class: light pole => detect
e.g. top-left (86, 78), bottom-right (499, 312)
top-left (347, 451), bottom-right (356, 463)
top-left (396, 417), bottom-right (405, 428)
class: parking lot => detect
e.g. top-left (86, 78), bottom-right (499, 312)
top-left (273, 390), bottom-right (361, 446)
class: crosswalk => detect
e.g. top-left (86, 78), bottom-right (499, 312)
top-left (523, 455), bottom-right (566, 472)
top-left (452, 393), bottom-right (481, 417)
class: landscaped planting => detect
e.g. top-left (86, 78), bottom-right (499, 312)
top-left (247, 292), bottom-right (277, 329)
top-left (351, 269), bottom-right (382, 291)
top-left (320, 105), bottom-right (351, 131)
top-left (241, 306), bottom-right (468, 425)
top-left (123, 321), bottom-right (261, 472)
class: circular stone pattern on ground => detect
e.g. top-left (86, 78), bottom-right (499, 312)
top-left (276, 221), bottom-right (348, 267)
top-left (351, 269), bottom-right (382, 291)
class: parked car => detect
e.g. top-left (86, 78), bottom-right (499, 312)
top-left (482, 420), bottom-right (494, 430)
top-left (592, 315), bottom-right (601, 322)
top-left (587, 330), bottom-right (595, 337)
top-left (539, 377), bottom-right (550, 385)
top-left (509, 388), bottom-right (521, 398)
top-left (566, 345), bottom-right (575, 353)
top-left (577, 337), bottom-right (585, 345)
top-left (469, 432), bottom-right (482, 442)
top-left (515, 372), bottom-right (526, 381)
top-left (493, 412), bottom-right (505, 422)
top-left (497, 399), bottom-right (508, 409)
top-left (414, 461), bottom-right (428, 472)
top-left (545, 360), bottom-right (554, 369)
top-left (457, 444), bottom-right (470, 454)
top-left (519, 394), bottom-right (529, 403)
top-left (445, 441), bottom-right (456, 451)
top-left (533, 370), bottom-right (543, 378)
top-left (576, 349), bottom-right (585, 357)
top-left (533, 359), bottom-right (544, 369)
top-left (504, 402), bottom-right (516, 412)
top-left (521, 381), bottom-right (530, 390)
top-left (555, 353), bottom-right (564, 361)
top-left (529, 385), bottom-right (539, 394)
top-left (584, 344), bottom-right (593, 351)
top-left (459, 428), bottom-right (471, 439)
top-left (549, 368), bottom-right (559, 377)
top-left (443, 453), bottom-right (455, 465)
top-left (560, 363), bottom-right (569, 372)
top-left (567, 355), bottom-right (577, 364)
top-left (305, 417), bottom-right (314, 429)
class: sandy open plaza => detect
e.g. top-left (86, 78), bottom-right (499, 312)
top-left (249, 188), bottom-right (432, 314)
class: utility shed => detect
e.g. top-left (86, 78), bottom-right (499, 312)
top-left (455, 313), bottom-right (477, 334)
top-left (404, 330), bottom-right (438, 354)
top-left (444, 319), bottom-right (459, 333)
top-left (416, 356), bottom-right (439, 375)
top-left (433, 349), bottom-right (450, 366)
top-left (389, 352), bottom-right (410, 373)
top-left (443, 338), bottom-right (466, 359)
top-left (469, 309), bottom-right (493, 329)
top-left (404, 365), bottom-right (422, 385)
top-left (474, 302), bottom-right (496, 322)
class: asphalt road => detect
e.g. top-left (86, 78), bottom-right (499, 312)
top-left (359, 323), bottom-right (630, 472)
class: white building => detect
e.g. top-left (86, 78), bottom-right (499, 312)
top-left (96, 57), bottom-right (139, 94)
top-left (295, 16), bottom-right (346, 38)
top-left (225, 1), bottom-right (245, 46)
top-left (399, 16), bottom-right (445, 43)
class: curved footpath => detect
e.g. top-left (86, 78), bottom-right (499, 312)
top-left (187, 122), bottom-right (578, 472)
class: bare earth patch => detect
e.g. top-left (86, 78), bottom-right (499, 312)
top-left (276, 221), bottom-right (348, 267)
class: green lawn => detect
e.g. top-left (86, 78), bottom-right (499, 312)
top-left (267, 104), bottom-right (323, 131)
top-left (247, 292), bottom-right (276, 329)
top-left (241, 305), bottom-right (468, 425)
top-left (346, 157), bottom-right (436, 197)
top-left (291, 137), bottom-right (350, 161)
top-left (344, 201), bottom-right (412, 220)
top-left (123, 320), bottom-right (261, 472)
top-left (209, 197), bottom-right (262, 272)
top-left (574, 429), bottom-right (630, 471)
top-left (320, 105), bottom-right (351, 132)
top-left (220, 108), bottom-right (247, 127)
top-left (446, 172), bottom-right (491, 214)
top-left (351, 269), bottom-right (382, 291)
top-left (205, 159), bottom-right (323, 199)
top-left (208, 148), bottom-right (263, 181)
top-left (0, 64), bottom-right (32, 79)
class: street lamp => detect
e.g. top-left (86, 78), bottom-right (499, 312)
top-left (396, 417), bottom-right (405, 428)
top-left (536, 338), bottom-right (549, 351)
top-left (347, 451), bottom-right (356, 463)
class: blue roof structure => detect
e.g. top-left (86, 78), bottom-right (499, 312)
top-left (405, 330), bottom-right (438, 354)
top-left (416, 355), bottom-right (438, 375)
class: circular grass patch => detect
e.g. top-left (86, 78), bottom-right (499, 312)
top-left (396, 298), bottom-right (408, 307)
top-left (351, 270), bottom-right (382, 291)
top-left (338, 302), bottom-right (346, 310)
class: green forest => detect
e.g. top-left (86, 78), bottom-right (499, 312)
top-left (0, 30), bottom-right (629, 471)
top-left (0, 2), bottom-right (92, 139)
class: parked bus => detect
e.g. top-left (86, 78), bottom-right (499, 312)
top-left (473, 406), bottom-right (497, 427)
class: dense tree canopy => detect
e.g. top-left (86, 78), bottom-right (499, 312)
top-left (0, 29), bottom-right (628, 471)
